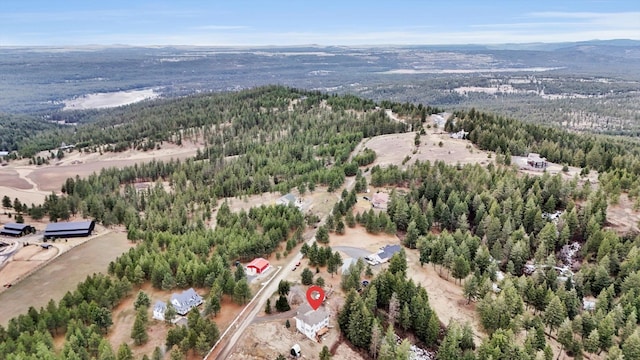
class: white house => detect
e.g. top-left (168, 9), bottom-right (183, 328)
top-left (152, 288), bottom-right (203, 321)
top-left (152, 301), bottom-right (167, 321)
top-left (171, 288), bottom-right (203, 315)
top-left (527, 153), bottom-right (547, 169)
top-left (365, 244), bottom-right (401, 265)
top-left (294, 303), bottom-right (330, 342)
top-left (450, 129), bottom-right (468, 139)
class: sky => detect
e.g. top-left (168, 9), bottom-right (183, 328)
top-left (1, 0), bottom-right (639, 46)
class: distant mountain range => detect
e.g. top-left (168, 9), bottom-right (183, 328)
top-left (1, 39), bottom-right (639, 113)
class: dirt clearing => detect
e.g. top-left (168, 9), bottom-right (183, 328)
top-left (0, 140), bottom-right (201, 201)
top-left (328, 225), bottom-right (485, 343)
top-left (0, 231), bottom-right (133, 326)
top-left (363, 130), bottom-right (492, 171)
top-left (108, 283), bottom-right (172, 359)
top-left (230, 318), bottom-right (362, 360)
top-left (606, 193), bottom-right (640, 234)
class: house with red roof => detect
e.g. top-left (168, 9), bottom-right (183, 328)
top-left (246, 257), bottom-right (270, 275)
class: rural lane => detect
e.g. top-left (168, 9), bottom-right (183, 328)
top-left (207, 253), bottom-right (304, 359)
top-left (205, 134), bottom-right (371, 359)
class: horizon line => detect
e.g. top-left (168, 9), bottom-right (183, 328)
top-left (1, 38), bottom-right (639, 49)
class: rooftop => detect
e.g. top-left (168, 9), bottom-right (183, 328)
top-left (170, 288), bottom-right (203, 315)
top-left (379, 244), bottom-right (401, 260)
top-left (3, 223), bottom-right (31, 231)
top-left (278, 193), bottom-right (297, 204)
top-left (247, 257), bottom-right (270, 269)
top-left (296, 303), bottom-right (329, 326)
top-left (527, 153), bottom-right (546, 162)
top-left (153, 300), bottom-right (167, 311)
top-left (44, 220), bottom-right (94, 232)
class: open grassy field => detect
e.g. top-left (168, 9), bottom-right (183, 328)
top-left (0, 231), bottom-right (133, 326)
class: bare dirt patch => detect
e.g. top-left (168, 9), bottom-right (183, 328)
top-left (0, 260), bottom-right (45, 284)
top-left (11, 244), bottom-right (57, 261)
top-left (108, 283), bottom-right (171, 359)
top-left (0, 186), bottom-right (48, 207)
top-left (0, 244), bottom-right (58, 289)
top-left (329, 225), bottom-right (399, 254)
top-left (328, 225), bottom-right (485, 344)
top-left (363, 131), bottom-right (492, 171)
top-left (404, 250), bottom-right (485, 341)
top-left (213, 297), bottom-right (246, 330)
top-left (0, 141), bottom-right (202, 201)
top-left (0, 168), bottom-right (31, 189)
top-left (607, 193), bottom-right (640, 234)
top-left (29, 143), bottom-right (200, 192)
top-left (230, 317), bottom-right (362, 360)
top-left (0, 231), bottom-right (133, 326)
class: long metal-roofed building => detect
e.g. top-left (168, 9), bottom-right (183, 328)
top-left (43, 220), bottom-right (95, 239)
top-left (1, 223), bottom-right (36, 237)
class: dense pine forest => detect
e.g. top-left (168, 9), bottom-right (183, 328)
top-left (0, 114), bottom-right (60, 156)
top-left (2, 86), bottom-right (640, 359)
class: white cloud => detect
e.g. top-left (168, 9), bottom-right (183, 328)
top-left (3, 10), bottom-right (640, 46)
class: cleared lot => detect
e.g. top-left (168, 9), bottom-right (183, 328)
top-left (0, 231), bottom-right (133, 326)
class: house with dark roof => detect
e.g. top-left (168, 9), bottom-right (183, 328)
top-left (1, 223), bottom-right (35, 237)
top-left (294, 303), bottom-right (330, 342)
top-left (43, 220), bottom-right (95, 239)
top-left (365, 244), bottom-right (402, 265)
top-left (379, 244), bottom-right (402, 261)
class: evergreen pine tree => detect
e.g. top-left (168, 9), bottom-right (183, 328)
top-left (319, 345), bottom-right (332, 360)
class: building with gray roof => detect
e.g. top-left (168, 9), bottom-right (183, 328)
top-left (43, 220), bottom-right (95, 239)
top-left (294, 303), bottom-right (330, 342)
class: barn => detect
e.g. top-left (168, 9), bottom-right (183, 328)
top-left (1, 223), bottom-right (36, 237)
top-left (43, 220), bottom-right (95, 239)
top-left (246, 257), bottom-right (270, 275)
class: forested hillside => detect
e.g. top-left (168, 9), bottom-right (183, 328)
top-left (16, 86), bottom-right (425, 158)
top-left (0, 86), bottom-right (420, 359)
top-left (0, 114), bottom-right (60, 155)
top-left (447, 109), bottom-right (640, 207)
top-left (4, 86), bottom-right (640, 359)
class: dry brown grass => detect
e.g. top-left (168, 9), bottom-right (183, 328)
top-left (0, 231), bottom-right (133, 326)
